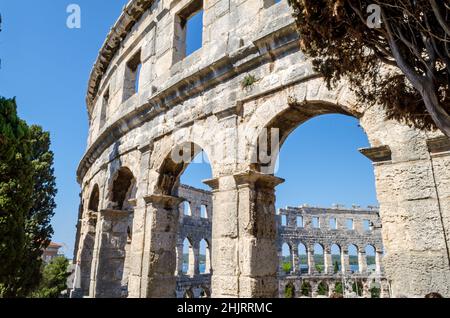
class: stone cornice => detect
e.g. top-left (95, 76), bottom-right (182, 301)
top-left (359, 145), bottom-right (392, 163)
top-left (144, 194), bottom-right (184, 208)
top-left (427, 136), bottom-right (450, 155)
top-left (77, 24), bottom-right (300, 183)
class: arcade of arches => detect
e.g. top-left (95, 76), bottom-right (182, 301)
top-left (72, 0), bottom-right (450, 298)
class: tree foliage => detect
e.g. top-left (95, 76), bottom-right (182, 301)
top-left (287, 0), bottom-right (450, 137)
top-left (0, 97), bottom-right (57, 297)
top-left (15, 126), bottom-right (57, 297)
top-left (0, 97), bottom-right (34, 297)
top-left (31, 257), bottom-right (69, 298)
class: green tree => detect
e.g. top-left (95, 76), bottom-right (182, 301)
top-left (0, 97), bottom-right (34, 297)
top-left (15, 126), bottom-right (57, 296)
top-left (333, 261), bottom-right (339, 274)
top-left (32, 257), bottom-right (69, 298)
top-left (287, 0), bottom-right (450, 137)
top-left (334, 281), bottom-right (344, 295)
top-left (317, 282), bottom-right (329, 296)
top-left (0, 97), bottom-right (57, 297)
top-left (301, 282), bottom-right (311, 296)
top-left (315, 264), bottom-right (323, 273)
top-left (282, 262), bottom-right (292, 274)
top-left (284, 283), bottom-right (295, 298)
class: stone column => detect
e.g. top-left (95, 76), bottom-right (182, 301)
top-left (310, 281), bottom-right (318, 298)
top-left (205, 171), bottom-right (284, 298)
top-left (192, 245), bottom-right (200, 277)
top-left (291, 244), bottom-right (299, 275)
top-left (92, 209), bottom-right (130, 298)
top-left (341, 249), bottom-right (351, 274)
top-left (328, 281), bottom-right (336, 297)
top-left (75, 211), bottom-right (98, 297)
top-left (358, 251), bottom-right (367, 274)
top-left (278, 248), bottom-right (284, 275)
top-left (380, 279), bottom-right (391, 298)
top-left (141, 194), bottom-right (183, 298)
top-left (324, 247), bottom-right (333, 274)
top-left (307, 247), bottom-right (315, 275)
top-left (360, 139), bottom-right (450, 297)
top-left (362, 280), bottom-right (371, 298)
top-left (176, 242), bottom-right (184, 276)
top-left (375, 250), bottom-right (383, 274)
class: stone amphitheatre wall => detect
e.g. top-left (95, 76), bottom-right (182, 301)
top-left (174, 186), bottom-right (388, 298)
top-left (72, 0), bottom-right (450, 298)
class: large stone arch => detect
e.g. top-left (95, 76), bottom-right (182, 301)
top-left (91, 165), bottom-right (137, 298)
top-left (238, 79), bottom-right (450, 296)
top-left (132, 141), bottom-right (214, 298)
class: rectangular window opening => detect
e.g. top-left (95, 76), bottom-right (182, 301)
top-left (329, 218), bottom-right (337, 230)
top-left (296, 216), bottom-right (303, 228)
top-left (123, 51), bottom-right (142, 101)
top-left (312, 217), bottom-right (320, 229)
top-left (346, 219), bottom-right (354, 230)
top-left (363, 219), bottom-right (371, 231)
top-left (99, 87), bottom-right (109, 129)
top-left (175, 0), bottom-right (204, 62)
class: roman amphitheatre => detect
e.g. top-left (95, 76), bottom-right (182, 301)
top-left (71, 0), bottom-right (450, 298)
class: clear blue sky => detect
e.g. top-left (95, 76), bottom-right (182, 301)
top-left (0, 1), bottom-right (378, 258)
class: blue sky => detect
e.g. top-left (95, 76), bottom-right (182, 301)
top-left (0, 1), bottom-right (378, 257)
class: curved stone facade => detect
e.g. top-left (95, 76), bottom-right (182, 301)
top-left (72, 0), bottom-right (450, 298)
top-left (172, 186), bottom-right (388, 298)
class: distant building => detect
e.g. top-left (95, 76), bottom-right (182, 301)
top-left (43, 242), bottom-right (63, 263)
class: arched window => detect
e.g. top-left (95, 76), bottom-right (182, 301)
top-left (317, 281), bottom-right (329, 296)
top-left (298, 243), bottom-right (308, 274)
top-left (199, 239), bottom-right (211, 274)
top-left (348, 244), bottom-right (359, 273)
top-left (88, 184), bottom-right (100, 212)
top-left (314, 243), bottom-right (325, 273)
top-left (179, 201), bottom-right (191, 216)
top-left (111, 167), bottom-right (135, 210)
top-left (365, 245), bottom-right (376, 272)
top-left (281, 243), bottom-right (292, 274)
top-left (182, 238), bottom-right (194, 275)
top-left (300, 281), bottom-right (312, 297)
top-left (331, 244), bottom-right (342, 273)
top-left (200, 205), bottom-right (208, 219)
top-left (284, 282), bottom-right (296, 298)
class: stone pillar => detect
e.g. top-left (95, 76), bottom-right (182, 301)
top-left (205, 171), bottom-right (284, 298)
top-left (92, 209), bottom-right (130, 298)
top-left (192, 246), bottom-right (200, 277)
top-left (341, 249), bottom-right (351, 274)
top-left (76, 211), bottom-right (98, 297)
top-left (328, 281), bottom-right (336, 297)
top-left (141, 194), bottom-right (183, 298)
top-left (358, 251), bottom-right (367, 274)
top-left (380, 279), bottom-right (391, 298)
top-left (307, 247), bottom-right (315, 275)
top-left (176, 242), bottom-right (184, 276)
top-left (360, 140), bottom-right (450, 297)
top-left (291, 245), bottom-right (299, 275)
top-left (362, 280), bottom-right (371, 298)
top-left (375, 251), bottom-right (383, 274)
top-left (311, 281), bottom-right (318, 298)
top-left (324, 247), bottom-right (333, 274)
